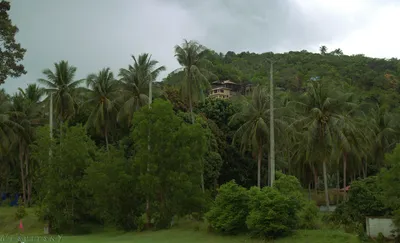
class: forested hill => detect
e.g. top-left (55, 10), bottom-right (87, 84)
top-left (166, 48), bottom-right (400, 110)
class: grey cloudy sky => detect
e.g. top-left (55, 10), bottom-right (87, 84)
top-left (4, 0), bottom-right (400, 93)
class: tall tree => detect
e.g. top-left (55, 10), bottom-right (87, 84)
top-left (292, 80), bottom-right (355, 208)
top-left (37, 61), bottom-right (84, 126)
top-left (85, 68), bottom-right (119, 151)
top-left (0, 89), bottom-right (19, 154)
top-left (0, 1), bottom-right (26, 84)
top-left (18, 83), bottom-right (45, 104)
top-left (230, 85), bottom-right (287, 187)
top-left (10, 84), bottom-right (45, 205)
top-left (117, 54), bottom-right (165, 125)
top-left (174, 39), bottom-right (212, 123)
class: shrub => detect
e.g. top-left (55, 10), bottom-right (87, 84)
top-left (15, 198), bottom-right (27, 220)
top-left (330, 176), bottom-right (391, 228)
top-left (273, 171), bottom-right (303, 202)
top-left (246, 187), bottom-right (298, 238)
top-left (205, 180), bottom-right (249, 234)
top-left (297, 200), bottom-right (319, 229)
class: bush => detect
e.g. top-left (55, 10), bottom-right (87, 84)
top-left (246, 186), bottom-right (299, 238)
top-left (330, 176), bottom-right (391, 228)
top-left (15, 198), bottom-right (27, 220)
top-left (297, 200), bottom-right (319, 229)
top-left (205, 180), bottom-right (249, 234)
top-left (273, 171), bottom-right (303, 202)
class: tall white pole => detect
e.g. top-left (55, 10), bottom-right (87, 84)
top-left (146, 74), bottom-right (152, 228)
top-left (49, 93), bottom-right (53, 139)
top-left (49, 93), bottom-right (53, 157)
top-left (269, 62), bottom-right (275, 187)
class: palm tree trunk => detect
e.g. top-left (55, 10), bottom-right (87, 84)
top-left (336, 169), bottom-right (339, 205)
top-left (105, 126), bottom-right (109, 152)
top-left (189, 94), bottom-right (194, 124)
top-left (343, 152), bottom-right (347, 199)
top-left (24, 150), bottom-right (31, 206)
top-left (322, 158), bottom-right (330, 210)
top-left (18, 142), bottom-right (26, 205)
top-left (257, 144), bottom-right (262, 188)
top-left (362, 158), bottom-right (367, 178)
top-left (312, 164), bottom-right (318, 192)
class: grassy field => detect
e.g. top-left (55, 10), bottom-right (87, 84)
top-left (0, 207), bottom-right (360, 243)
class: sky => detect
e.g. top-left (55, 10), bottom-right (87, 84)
top-left (4, 0), bottom-right (400, 93)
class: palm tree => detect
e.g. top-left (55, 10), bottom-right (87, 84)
top-left (291, 80), bottom-right (355, 208)
top-left (85, 68), bottom-right (119, 151)
top-left (37, 60), bottom-right (84, 127)
top-left (117, 54), bottom-right (165, 125)
top-left (10, 85), bottom-right (45, 205)
top-left (320, 46), bottom-right (327, 55)
top-left (336, 111), bottom-right (372, 198)
top-left (230, 85), bottom-right (287, 187)
top-left (369, 104), bottom-right (397, 168)
top-left (0, 89), bottom-right (20, 155)
top-left (18, 84), bottom-right (45, 104)
top-left (174, 39), bottom-right (213, 123)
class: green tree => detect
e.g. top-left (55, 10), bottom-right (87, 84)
top-left (132, 99), bottom-right (207, 229)
top-left (230, 85), bottom-right (269, 188)
top-left (380, 144), bottom-right (400, 227)
top-left (319, 46), bottom-right (327, 55)
top-left (84, 146), bottom-right (143, 230)
top-left (0, 1), bottom-right (26, 84)
top-left (10, 84), bottom-right (45, 205)
top-left (85, 68), bottom-right (119, 151)
top-left (174, 39), bottom-right (212, 123)
top-left (37, 61), bottom-right (84, 126)
top-left (0, 89), bottom-right (19, 154)
top-left (230, 85), bottom-right (287, 188)
top-left (32, 125), bottom-right (95, 233)
top-left (117, 54), bottom-right (165, 126)
top-left (292, 80), bottom-right (355, 208)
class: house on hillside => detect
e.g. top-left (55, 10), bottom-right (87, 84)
top-left (209, 80), bottom-right (253, 99)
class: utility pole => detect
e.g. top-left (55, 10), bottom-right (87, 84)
top-left (269, 61), bottom-right (275, 187)
top-left (146, 73), bottom-right (152, 228)
top-left (49, 93), bottom-right (53, 156)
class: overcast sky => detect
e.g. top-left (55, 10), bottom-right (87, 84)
top-left (4, 0), bottom-right (400, 93)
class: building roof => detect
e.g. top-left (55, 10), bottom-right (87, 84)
top-left (222, 80), bottom-right (237, 85)
top-left (212, 87), bottom-right (231, 90)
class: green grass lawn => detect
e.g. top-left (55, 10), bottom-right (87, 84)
top-left (0, 207), bottom-right (360, 243)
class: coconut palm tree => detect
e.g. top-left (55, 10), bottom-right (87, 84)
top-left (0, 89), bottom-right (20, 155)
top-left (291, 80), bottom-right (356, 209)
top-left (174, 39), bottom-right (213, 123)
top-left (369, 104), bottom-right (397, 167)
top-left (3, 84), bottom-right (45, 205)
top-left (117, 54), bottom-right (165, 126)
top-left (18, 84), bottom-right (45, 104)
top-left (230, 85), bottom-right (288, 187)
top-left (37, 60), bottom-right (84, 127)
top-left (85, 68), bottom-right (119, 151)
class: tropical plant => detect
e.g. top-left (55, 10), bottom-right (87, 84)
top-left (174, 39), bottom-right (213, 123)
top-left (37, 60), bottom-right (84, 126)
top-left (85, 68), bottom-right (119, 150)
top-left (290, 80), bottom-right (356, 208)
top-left (9, 84), bottom-right (45, 205)
top-left (230, 85), bottom-right (287, 187)
top-left (117, 54), bottom-right (165, 125)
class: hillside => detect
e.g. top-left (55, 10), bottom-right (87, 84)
top-left (165, 49), bottom-right (400, 111)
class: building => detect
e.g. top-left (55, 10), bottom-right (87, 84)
top-left (208, 80), bottom-right (253, 99)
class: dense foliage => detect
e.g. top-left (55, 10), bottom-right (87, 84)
top-left (206, 172), bottom-right (316, 239)
top-left (0, 23), bottom-right (400, 238)
top-left (0, 1), bottom-right (26, 84)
